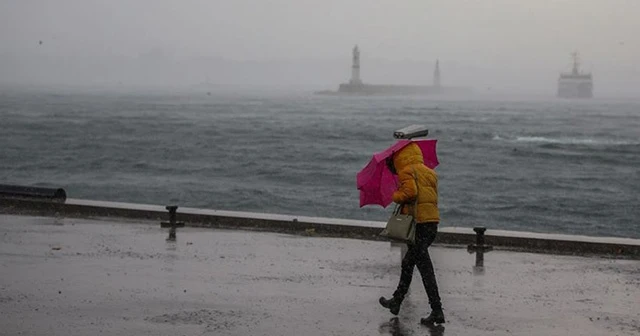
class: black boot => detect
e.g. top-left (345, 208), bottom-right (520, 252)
top-left (378, 296), bottom-right (402, 315)
top-left (420, 308), bottom-right (445, 325)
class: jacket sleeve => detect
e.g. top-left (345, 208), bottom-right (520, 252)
top-left (392, 168), bottom-right (417, 204)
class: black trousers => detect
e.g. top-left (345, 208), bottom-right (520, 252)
top-left (393, 223), bottom-right (442, 311)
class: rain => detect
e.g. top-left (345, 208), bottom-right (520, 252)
top-left (1, 1), bottom-right (639, 335)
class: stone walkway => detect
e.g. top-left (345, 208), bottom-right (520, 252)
top-left (1, 214), bottom-right (638, 335)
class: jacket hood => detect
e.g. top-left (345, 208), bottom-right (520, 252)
top-left (392, 142), bottom-right (424, 172)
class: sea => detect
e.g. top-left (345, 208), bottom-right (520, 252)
top-left (1, 88), bottom-right (639, 239)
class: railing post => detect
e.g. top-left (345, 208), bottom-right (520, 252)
top-left (161, 205), bottom-right (185, 241)
top-left (467, 227), bottom-right (493, 274)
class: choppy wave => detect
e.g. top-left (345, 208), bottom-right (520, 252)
top-left (515, 136), bottom-right (638, 146)
top-left (493, 134), bottom-right (639, 146)
top-left (1, 91), bottom-right (640, 239)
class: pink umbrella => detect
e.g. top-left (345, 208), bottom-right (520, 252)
top-left (356, 139), bottom-right (439, 208)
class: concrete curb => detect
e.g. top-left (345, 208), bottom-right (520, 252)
top-left (1, 197), bottom-right (639, 259)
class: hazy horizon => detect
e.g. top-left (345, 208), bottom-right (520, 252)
top-left (1, 0), bottom-right (639, 97)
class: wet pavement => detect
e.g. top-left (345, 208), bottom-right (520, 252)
top-left (1, 214), bottom-right (638, 336)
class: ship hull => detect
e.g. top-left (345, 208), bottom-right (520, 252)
top-left (557, 78), bottom-right (593, 98)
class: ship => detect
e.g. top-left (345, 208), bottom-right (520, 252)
top-left (315, 46), bottom-right (471, 96)
top-left (557, 52), bottom-right (593, 98)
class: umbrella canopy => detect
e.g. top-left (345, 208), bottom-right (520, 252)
top-left (356, 139), bottom-right (438, 208)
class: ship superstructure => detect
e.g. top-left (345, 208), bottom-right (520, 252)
top-left (557, 52), bottom-right (593, 98)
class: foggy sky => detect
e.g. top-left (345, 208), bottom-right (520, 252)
top-left (1, 0), bottom-right (639, 96)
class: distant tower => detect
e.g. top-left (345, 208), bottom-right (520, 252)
top-left (433, 59), bottom-right (441, 88)
top-left (350, 45), bottom-right (362, 85)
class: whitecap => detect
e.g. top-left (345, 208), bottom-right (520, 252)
top-left (515, 136), bottom-right (637, 145)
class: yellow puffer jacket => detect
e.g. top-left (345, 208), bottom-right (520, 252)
top-left (391, 142), bottom-right (440, 224)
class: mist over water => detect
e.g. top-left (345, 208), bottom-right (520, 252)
top-left (2, 1), bottom-right (640, 97)
top-left (1, 90), bottom-right (639, 239)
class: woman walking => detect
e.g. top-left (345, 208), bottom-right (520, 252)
top-left (378, 142), bottom-right (445, 325)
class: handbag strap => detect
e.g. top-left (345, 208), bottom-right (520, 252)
top-left (392, 168), bottom-right (420, 216)
top-left (410, 168), bottom-right (419, 217)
